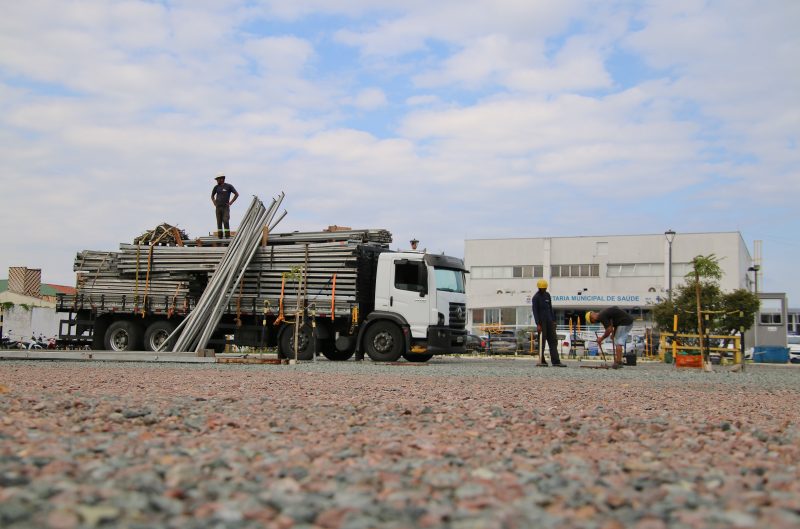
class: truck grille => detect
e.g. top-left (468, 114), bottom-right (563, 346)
top-left (449, 303), bottom-right (466, 329)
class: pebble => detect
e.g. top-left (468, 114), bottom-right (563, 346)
top-left (0, 359), bottom-right (798, 528)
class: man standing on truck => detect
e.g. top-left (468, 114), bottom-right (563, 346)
top-left (211, 173), bottom-right (239, 238)
top-left (532, 279), bottom-right (566, 367)
top-left (586, 307), bottom-right (634, 369)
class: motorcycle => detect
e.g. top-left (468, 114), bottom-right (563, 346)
top-left (1, 332), bottom-right (22, 349)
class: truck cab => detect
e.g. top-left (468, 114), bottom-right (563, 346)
top-left (361, 252), bottom-right (467, 361)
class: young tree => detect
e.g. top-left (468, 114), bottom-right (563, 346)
top-left (650, 254), bottom-right (759, 366)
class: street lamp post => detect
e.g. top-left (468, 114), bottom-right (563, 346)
top-left (664, 230), bottom-right (676, 302)
top-left (748, 265), bottom-right (760, 349)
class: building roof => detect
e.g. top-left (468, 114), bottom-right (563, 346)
top-left (0, 279), bottom-right (76, 297)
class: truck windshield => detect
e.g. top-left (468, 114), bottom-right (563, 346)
top-left (434, 268), bottom-right (466, 293)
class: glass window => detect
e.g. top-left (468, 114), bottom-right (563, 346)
top-left (395, 261), bottom-right (427, 293)
top-left (513, 266), bottom-right (523, 278)
top-left (551, 265), bottom-right (561, 277)
top-left (533, 265), bottom-right (543, 277)
top-left (471, 267), bottom-right (487, 279)
top-left (472, 309), bottom-right (484, 324)
top-left (516, 307), bottom-right (532, 327)
top-left (484, 308), bottom-right (500, 324)
top-left (434, 268), bottom-right (465, 293)
top-left (501, 307), bottom-right (516, 325)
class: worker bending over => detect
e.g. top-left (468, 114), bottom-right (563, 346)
top-left (586, 307), bottom-right (634, 369)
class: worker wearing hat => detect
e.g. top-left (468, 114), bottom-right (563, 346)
top-left (586, 307), bottom-right (634, 369)
top-left (211, 172), bottom-right (239, 239)
top-left (531, 279), bottom-right (566, 367)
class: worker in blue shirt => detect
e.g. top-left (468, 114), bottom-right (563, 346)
top-left (211, 172), bottom-right (239, 239)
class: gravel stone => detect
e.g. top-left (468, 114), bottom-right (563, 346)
top-left (0, 359), bottom-right (798, 528)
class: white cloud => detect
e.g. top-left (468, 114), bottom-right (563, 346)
top-left (348, 87), bottom-right (387, 110)
top-left (0, 1), bottom-right (798, 301)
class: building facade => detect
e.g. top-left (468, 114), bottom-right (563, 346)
top-left (465, 232), bottom-right (755, 332)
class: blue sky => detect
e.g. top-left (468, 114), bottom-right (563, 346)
top-left (1, 1), bottom-right (798, 303)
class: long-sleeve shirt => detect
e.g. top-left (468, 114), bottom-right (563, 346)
top-left (531, 291), bottom-right (555, 325)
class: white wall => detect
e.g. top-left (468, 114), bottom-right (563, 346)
top-left (1, 305), bottom-right (61, 341)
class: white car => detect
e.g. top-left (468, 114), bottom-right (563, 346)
top-left (788, 335), bottom-right (800, 364)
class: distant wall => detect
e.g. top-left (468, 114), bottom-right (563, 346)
top-left (1, 305), bottom-right (61, 340)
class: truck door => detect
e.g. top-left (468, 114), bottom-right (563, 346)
top-left (390, 259), bottom-right (431, 338)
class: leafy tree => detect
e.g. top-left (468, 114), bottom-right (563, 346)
top-left (650, 254), bottom-right (759, 363)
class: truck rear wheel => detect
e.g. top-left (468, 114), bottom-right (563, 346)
top-left (104, 320), bottom-right (144, 352)
top-left (278, 323), bottom-right (314, 361)
top-left (144, 320), bottom-right (177, 352)
top-left (322, 348), bottom-right (354, 361)
top-left (364, 322), bottom-right (404, 362)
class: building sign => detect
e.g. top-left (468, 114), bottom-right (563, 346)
top-left (524, 293), bottom-right (663, 306)
top-left (553, 294), bottom-right (641, 302)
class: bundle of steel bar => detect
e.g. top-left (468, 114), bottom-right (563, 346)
top-left (169, 194), bottom-right (285, 353)
top-left (190, 228), bottom-right (391, 247)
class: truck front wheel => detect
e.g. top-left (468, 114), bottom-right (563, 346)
top-left (144, 320), bottom-right (177, 352)
top-left (364, 322), bottom-right (404, 362)
top-left (104, 320), bottom-right (144, 352)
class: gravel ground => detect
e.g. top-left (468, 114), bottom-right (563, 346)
top-left (1, 358), bottom-right (799, 529)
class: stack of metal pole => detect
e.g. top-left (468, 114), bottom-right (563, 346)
top-left (169, 194), bottom-right (285, 353)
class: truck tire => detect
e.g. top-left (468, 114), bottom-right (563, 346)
top-left (364, 321), bottom-right (404, 362)
top-left (322, 348), bottom-right (354, 361)
top-left (403, 352), bottom-right (433, 363)
top-left (104, 320), bottom-right (144, 352)
top-left (144, 320), bottom-right (177, 352)
top-left (278, 323), bottom-right (314, 361)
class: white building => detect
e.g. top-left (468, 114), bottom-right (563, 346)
top-left (465, 232), bottom-right (755, 332)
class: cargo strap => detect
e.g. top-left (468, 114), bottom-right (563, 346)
top-left (274, 275), bottom-right (286, 325)
top-left (331, 273), bottom-right (337, 320)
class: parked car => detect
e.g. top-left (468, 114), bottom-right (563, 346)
top-left (486, 331), bottom-right (518, 354)
top-left (788, 335), bottom-right (800, 364)
top-left (558, 333), bottom-right (585, 357)
top-left (624, 335), bottom-right (646, 356)
top-left (465, 334), bottom-right (487, 354)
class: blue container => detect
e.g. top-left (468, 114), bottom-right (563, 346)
top-left (753, 346), bottom-right (790, 364)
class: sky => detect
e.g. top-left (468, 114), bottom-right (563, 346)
top-left (1, 1), bottom-right (798, 303)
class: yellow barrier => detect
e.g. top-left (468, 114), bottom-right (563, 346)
top-left (659, 333), bottom-right (742, 364)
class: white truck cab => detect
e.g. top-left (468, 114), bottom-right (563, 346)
top-left (359, 251), bottom-right (468, 361)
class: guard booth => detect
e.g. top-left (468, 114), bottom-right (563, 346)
top-left (748, 292), bottom-right (789, 362)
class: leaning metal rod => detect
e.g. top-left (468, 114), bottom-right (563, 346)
top-left (181, 201), bottom-right (270, 350)
top-left (169, 196), bottom-right (268, 352)
top-left (186, 194), bottom-right (284, 352)
top-left (171, 203), bottom-right (260, 350)
top-left (193, 206), bottom-right (277, 351)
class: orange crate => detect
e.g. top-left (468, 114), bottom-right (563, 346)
top-left (675, 354), bottom-right (703, 368)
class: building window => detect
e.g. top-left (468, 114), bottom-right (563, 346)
top-left (516, 307), bottom-right (532, 327)
top-left (484, 308), bottom-right (500, 324)
top-left (552, 264), bottom-right (599, 278)
top-left (607, 263), bottom-right (665, 277)
top-left (501, 308), bottom-right (516, 325)
top-left (472, 265), bottom-right (543, 279)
